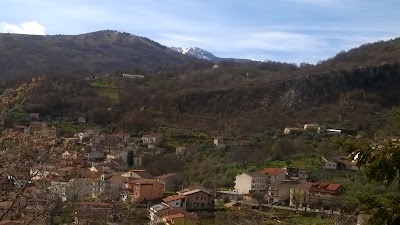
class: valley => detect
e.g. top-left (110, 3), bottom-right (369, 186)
top-left (1, 32), bottom-right (400, 225)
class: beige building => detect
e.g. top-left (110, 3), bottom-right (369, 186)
top-left (303, 123), bottom-right (319, 130)
top-left (267, 180), bottom-right (298, 204)
top-left (179, 189), bottom-right (214, 210)
top-left (29, 121), bottom-right (47, 134)
top-left (290, 182), bottom-right (313, 208)
top-left (283, 127), bottom-right (302, 135)
top-left (234, 172), bottom-right (268, 194)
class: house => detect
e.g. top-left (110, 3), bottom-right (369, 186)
top-left (85, 150), bottom-right (105, 161)
top-left (142, 133), bottom-right (163, 149)
top-left (156, 173), bottom-right (184, 192)
top-left (283, 127), bottom-right (302, 135)
top-left (179, 189), bottom-right (214, 210)
top-left (321, 156), bottom-right (338, 170)
top-left (77, 117), bottom-right (86, 124)
top-left (111, 132), bottom-right (131, 142)
top-left (12, 125), bottom-right (29, 134)
top-left (324, 161), bottom-right (338, 170)
top-left (213, 137), bottom-right (224, 147)
top-left (260, 168), bottom-right (286, 184)
top-left (289, 182), bottom-right (313, 208)
top-left (331, 156), bottom-right (358, 171)
top-left (122, 73), bottom-right (145, 79)
top-left (176, 147), bottom-right (189, 156)
top-left (212, 64), bottom-right (220, 69)
top-left (89, 165), bottom-right (112, 174)
top-left (106, 151), bottom-right (123, 161)
top-left (267, 180), bottom-right (298, 204)
top-left (121, 148), bottom-right (143, 167)
top-left (216, 190), bottom-right (242, 201)
top-left (128, 178), bottom-right (164, 202)
top-left (304, 124), bottom-right (319, 131)
top-left (95, 172), bottom-right (125, 199)
top-left (162, 195), bottom-right (187, 208)
top-left (132, 154), bottom-right (143, 167)
top-left (92, 134), bottom-right (105, 144)
top-left (149, 203), bottom-right (198, 225)
top-left (47, 181), bottom-right (70, 202)
top-left (162, 212), bottom-right (199, 225)
top-left (286, 167), bottom-right (311, 181)
top-left (309, 182), bottom-right (345, 209)
top-left (149, 203), bottom-right (172, 224)
top-left (234, 172), bottom-right (267, 194)
top-left (110, 159), bottom-right (128, 172)
top-left (7, 172), bottom-right (31, 188)
top-left (29, 121), bottom-right (47, 134)
top-left (122, 169), bottom-right (154, 180)
top-left (102, 135), bottom-right (123, 153)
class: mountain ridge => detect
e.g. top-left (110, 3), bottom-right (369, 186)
top-left (0, 30), bottom-right (200, 79)
top-left (170, 46), bottom-right (257, 63)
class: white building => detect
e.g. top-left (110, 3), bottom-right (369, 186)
top-left (234, 172), bottom-right (268, 194)
top-left (324, 161), bottom-right (338, 170)
top-left (303, 124), bottom-right (319, 130)
top-left (162, 195), bottom-right (187, 209)
top-left (123, 73), bottom-right (145, 79)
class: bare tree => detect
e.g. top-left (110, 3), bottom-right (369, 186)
top-left (0, 77), bottom-right (74, 224)
top-left (251, 192), bottom-right (266, 210)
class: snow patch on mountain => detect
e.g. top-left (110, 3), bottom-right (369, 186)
top-left (170, 47), bottom-right (218, 62)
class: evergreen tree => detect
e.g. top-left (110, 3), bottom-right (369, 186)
top-left (127, 150), bottom-right (134, 167)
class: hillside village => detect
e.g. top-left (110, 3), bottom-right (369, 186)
top-left (1, 32), bottom-right (400, 225)
top-left (1, 110), bottom-right (376, 225)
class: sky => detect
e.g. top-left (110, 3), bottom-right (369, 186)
top-left (0, 0), bottom-right (399, 64)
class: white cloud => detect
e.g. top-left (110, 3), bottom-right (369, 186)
top-left (0, 21), bottom-right (46, 35)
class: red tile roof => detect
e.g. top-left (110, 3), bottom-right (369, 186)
top-left (260, 167), bottom-right (285, 176)
top-left (157, 208), bottom-right (198, 219)
top-left (310, 182), bottom-right (343, 194)
top-left (162, 195), bottom-right (187, 203)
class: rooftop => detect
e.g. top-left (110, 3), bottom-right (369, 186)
top-left (260, 167), bottom-right (285, 175)
top-left (242, 171), bottom-right (267, 178)
top-left (310, 182), bottom-right (343, 193)
top-left (179, 188), bottom-right (212, 196)
top-left (162, 195), bottom-right (187, 202)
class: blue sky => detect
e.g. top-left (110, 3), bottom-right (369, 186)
top-left (1, 0), bottom-right (399, 63)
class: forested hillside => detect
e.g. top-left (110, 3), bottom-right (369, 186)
top-left (5, 61), bottom-right (397, 138)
